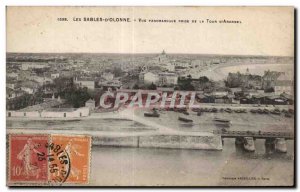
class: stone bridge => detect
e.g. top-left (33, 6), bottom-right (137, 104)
top-left (213, 130), bottom-right (294, 153)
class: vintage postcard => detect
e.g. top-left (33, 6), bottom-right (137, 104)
top-left (6, 6), bottom-right (294, 186)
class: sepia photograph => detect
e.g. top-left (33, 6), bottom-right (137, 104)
top-left (5, 6), bottom-right (295, 186)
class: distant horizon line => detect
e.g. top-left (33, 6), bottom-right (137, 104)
top-left (6, 52), bottom-right (294, 58)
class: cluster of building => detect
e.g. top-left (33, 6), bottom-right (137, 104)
top-left (196, 90), bottom-right (293, 105)
top-left (6, 59), bottom-right (67, 101)
top-left (227, 69), bottom-right (293, 95)
top-left (6, 52), bottom-right (294, 116)
top-left (6, 55), bottom-right (125, 100)
top-left (7, 90), bottom-right (92, 118)
top-left (139, 71), bottom-right (178, 86)
top-left (74, 72), bottom-right (123, 91)
top-left (138, 51), bottom-right (183, 87)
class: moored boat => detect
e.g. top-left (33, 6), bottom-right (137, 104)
top-left (182, 111), bottom-right (189, 115)
top-left (285, 113), bottom-right (292, 118)
top-left (224, 108), bottom-right (232, 113)
top-left (263, 109), bottom-right (270, 114)
top-left (234, 109), bottom-right (242, 113)
top-left (178, 116), bottom-right (193, 123)
top-left (144, 111), bottom-right (160, 117)
top-left (270, 109), bottom-right (281, 115)
top-left (257, 109), bottom-right (264, 114)
top-left (213, 118), bottom-right (231, 126)
top-left (211, 108), bottom-right (218, 113)
top-left (191, 108), bottom-right (200, 112)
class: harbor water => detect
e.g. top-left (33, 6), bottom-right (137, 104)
top-left (90, 139), bottom-right (294, 186)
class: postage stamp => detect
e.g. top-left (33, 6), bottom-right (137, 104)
top-left (49, 135), bottom-right (91, 184)
top-left (8, 134), bottom-right (91, 185)
top-left (8, 134), bottom-right (49, 184)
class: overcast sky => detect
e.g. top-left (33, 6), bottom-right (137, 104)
top-left (6, 6), bottom-right (294, 56)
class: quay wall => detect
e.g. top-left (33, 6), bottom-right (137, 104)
top-left (93, 136), bottom-right (139, 147)
top-left (92, 134), bottom-right (222, 150)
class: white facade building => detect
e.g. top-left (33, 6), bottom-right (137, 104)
top-left (143, 72), bottom-right (159, 84)
top-left (85, 99), bottom-right (96, 110)
top-left (7, 72), bottom-right (18, 79)
top-left (74, 77), bottom-right (95, 90)
top-left (32, 76), bottom-right (53, 85)
top-left (158, 73), bottom-right (178, 86)
top-left (102, 72), bottom-right (114, 81)
top-left (21, 86), bottom-right (35, 94)
top-left (274, 73), bottom-right (294, 95)
top-left (275, 83), bottom-right (293, 95)
top-left (51, 73), bottom-right (60, 79)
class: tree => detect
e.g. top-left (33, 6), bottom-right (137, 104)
top-left (10, 93), bottom-right (33, 110)
top-left (64, 87), bottom-right (91, 108)
top-left (177, 75), bottom-right (195, 91)
top-left (265, 87), bottom-right (275, 93)
top-left (53, 77), bottom-right (73, 93)
top-left (199, 76), bottom-right (209, 83)
top-left (132, 84), bottom-right (139, 89)
top-left (178, 81), bottom-right (195, 91)
top-left (226, 73), bottom-right (243, 88)
top-left (182, 83), bottom-right (195, 91)
top-left (113, 67), bottom-right (122, 77)
top-left (34, 87), bottom-right (45, 103)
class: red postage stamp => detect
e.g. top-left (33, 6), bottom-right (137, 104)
top-left (8, 134), bottom-right (49, 184)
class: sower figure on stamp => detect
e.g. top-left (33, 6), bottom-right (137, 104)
top-left (17, 138), bottom-right (42, 179)
top-left (65, 139), bottom-right (84, 180)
